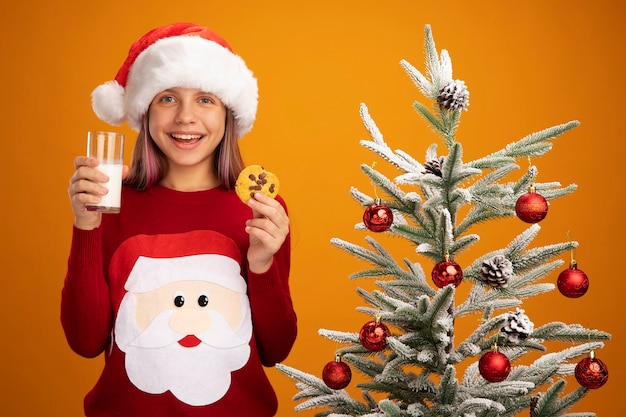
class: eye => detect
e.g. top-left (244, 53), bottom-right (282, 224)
top-left (198, 293), bottom-right (209, 307)
top-left (199, 96), bottom-right (214, 104)
top-left (157, 94), bottom-right (175, 104)
top-left (173, 291), bottom-right (185, 308)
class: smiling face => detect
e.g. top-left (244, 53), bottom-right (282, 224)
top-left (148, 87), bottom-right (227, 189)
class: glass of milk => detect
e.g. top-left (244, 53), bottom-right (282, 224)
top-left (86, 131), bottom-right (124, 214)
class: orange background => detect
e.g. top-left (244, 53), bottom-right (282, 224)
top-left (1, 1), bottom-right (624, 416)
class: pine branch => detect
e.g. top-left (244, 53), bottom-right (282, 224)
top-left (532, 380), bottom-right (566, 417)
top-left (390, 204), bottom-right (440, 245)
top-left (275, 363), bottom-right (370, 415)
top-left (432, 209), bottom-right (454, 260)
top-left (455, 289), bottom-right (523, 317)
top-left (439, 106), bottom-right (463, 140)
top-left (343, 352), bottom-right (386, 380)
top-left (504, 224), bottom-right (541, 257)
top-left (458, 259), bottom-right (561, 317)
top-left (506, 260), bottom-right (563, 290)
top-left (437, 365), bottom-right (458, 405)
top-left (531, 323), bottom-right (611, 343)
top-left (471, 121), bottom-right (580, 163)
top-left (411, 100), bottom-right (448, 138)
top-left (535, 182), bottom-right (578, 200)
top-left (460, 379), bottom-right (535, 402)
top-left (318, 329), bottom-right (360, 345)
top-left (360, 164), bottom-right (408, 205)
top-left (400, 58), bottom-right (434, 100)
top-left (330, 237), bottom-right (400, 277)
top-left (378, 400), bottom-right (404, 417)
top-left (455, 398), bottom-right (507, 416)
top-left (509, 165), bottom-right (538, 195)
top-left (528, 342), bottom-right (604, 378)
top-left (552, 387), bottom-right (592, 417)
top-left (423, 24), bottom-right (442, 94)
top-left (455, 206), bottom-right (512, 236)
top-left (450, 233), bottom-right (480, 256)
top-left (359, 103), bottom-right (424, 173)
top-left (454, 314), bottom-right (508, 361)
top-left (424, 286), bottom-right (456, 370)
top-left (528, 382), bottom-right (595, 417)
top-left (441, 143), bottom-right (472, 188)
top-left (331, 237), bottom-right (436, 296)
top-left (511, 241), bottom-right (575, 273)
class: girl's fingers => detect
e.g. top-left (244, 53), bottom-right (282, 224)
top-left (248, 193), bottom-right (288, 223)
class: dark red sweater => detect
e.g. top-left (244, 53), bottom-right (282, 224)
top-left (61, 184), bottom-right (297, 417)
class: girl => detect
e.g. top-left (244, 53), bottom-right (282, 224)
top-left (62, 23), bottom-right (297, 417)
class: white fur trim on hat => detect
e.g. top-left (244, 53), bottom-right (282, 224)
top-left (92, 80), bottom-right (126, 126)
top-left (92, 34), bottom-right (258, 138)
top-left (125, 254), bottom-right (247, 294)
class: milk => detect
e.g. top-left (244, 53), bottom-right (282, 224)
top-left (86, 131), bottom-right (124, 213)
top-left (92, 163), bottom-right (123, 213)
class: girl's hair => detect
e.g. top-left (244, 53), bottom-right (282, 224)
top-left (124, 107), bottom-right (244, 191)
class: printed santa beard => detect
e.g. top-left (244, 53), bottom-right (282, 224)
top-left (114, 291), bottom-right (252, 406)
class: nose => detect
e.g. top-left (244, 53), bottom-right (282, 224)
top-left (175, 102), bottom-right (197, 124)
top-left (169, 309), bottom-right (211, 335)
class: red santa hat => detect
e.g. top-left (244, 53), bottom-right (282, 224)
top-left (91, 22), bottom-right (258, 139)
top-left (108, 230), bottom-right (246, 301)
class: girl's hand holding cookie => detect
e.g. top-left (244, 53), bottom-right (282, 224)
top-left (245, 193), bottom-right (290, 273)
top-left (236, 165), bottom-right (288, 273)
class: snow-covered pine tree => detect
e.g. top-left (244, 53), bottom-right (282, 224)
top-left (276, 24), bottom-right (611, 417)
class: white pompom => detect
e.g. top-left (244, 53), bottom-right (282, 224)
top-left (91, 80), bottom-right (126, 126)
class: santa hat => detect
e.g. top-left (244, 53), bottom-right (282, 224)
top-left (92, 22), bottom-right (258, 138)
top-left (108, 230), bottom-right (246, 298)
top-left (126, 254), bottom-right (246, 294)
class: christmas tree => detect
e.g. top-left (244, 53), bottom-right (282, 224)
top-left (276, 24), bottom-right (611, 417)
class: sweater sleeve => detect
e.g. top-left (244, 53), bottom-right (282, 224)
top-left (246, 206), bottom-right (297, 367)
top-left (60, 226), bottom-right (113, 358)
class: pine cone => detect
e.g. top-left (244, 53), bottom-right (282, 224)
top-left (501, 308), bottom-right (534, 343)
top-left (423, 156), bottom-right (445, 177)
top-left (479, 255), bottom-right (513, 288)
top-left (437, 80), bottom-right (469, 111)
top-left (530, 393), bottom-right (542, 416)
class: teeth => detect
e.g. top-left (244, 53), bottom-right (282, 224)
top-left (171, 134), bottom-right (202, 140)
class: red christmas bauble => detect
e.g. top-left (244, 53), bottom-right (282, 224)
top-left (515, 192), bottom-right (548, 223)
top-left (363, 203), bottom-right (393, 232)
top-left (575, 356), bottom-right (609, 389)
top-left (359, 320), bottom-right (391, 351)
top-left (479, 351), bottom-right (511, 382)
top-left (557, 267), bottom-right (589, 298)
top-left (322, 358), bottom-right (352, 390)
top-left (431, 260), bottom-right (463, 288)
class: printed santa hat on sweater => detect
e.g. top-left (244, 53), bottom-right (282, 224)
top-left (92, 22), bottom-right (258, 138)
top-left (108, 230), bottom-right (247, 303)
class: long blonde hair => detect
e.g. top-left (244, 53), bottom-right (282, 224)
top-left (124, 107), bottom-right (244, 191)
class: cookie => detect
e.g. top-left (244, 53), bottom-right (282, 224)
top-left (235, 165), bottom-right (280, 202)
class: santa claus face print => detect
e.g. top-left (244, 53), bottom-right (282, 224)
top-left (113, 253), bottom-right (252, 406)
